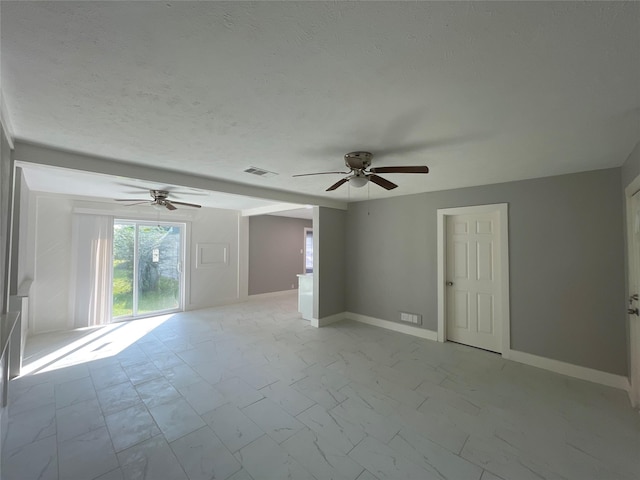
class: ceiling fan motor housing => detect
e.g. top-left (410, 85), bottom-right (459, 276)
top-left (115, 189), bottom-right (200, 210)
top-left (151, 190), bottom-right (170, 200)
top-left (344, 151), bottom-right (372, 171)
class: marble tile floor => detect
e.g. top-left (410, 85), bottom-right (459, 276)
top-left (2, 293), bottom-right (639, 480)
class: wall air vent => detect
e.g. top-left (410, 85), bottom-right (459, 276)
top-left (244, 166), bottom-right (278, 178)
top-left (400, 312), bottom-right (422, 325)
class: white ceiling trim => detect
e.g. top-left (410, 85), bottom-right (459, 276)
top-left (14, 141), bottom-right (347, 210)
top-left (241, 203), bottom-right (315, 217)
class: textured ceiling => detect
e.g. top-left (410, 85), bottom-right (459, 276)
top-left (2, 1), bottom-right (639, 204)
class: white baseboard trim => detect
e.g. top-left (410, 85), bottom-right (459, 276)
top-left (344, 312), bottom-right (438, 341)
top-left (247, 289), bottom-right (298, 300)
top-left (186, 298), bottom-right (633, 394)
top-left (310, 312), bottom-right (345, 328)
top-left (507, 349), bottom-right (630, 392)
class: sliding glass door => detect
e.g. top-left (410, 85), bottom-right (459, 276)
top-left (113, 220), bottom-right (184, 320)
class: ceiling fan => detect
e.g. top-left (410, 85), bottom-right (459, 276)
top-left (115, 190), bottom-right (202, 211)
top-left (293, 151), bottom-right (429, 191)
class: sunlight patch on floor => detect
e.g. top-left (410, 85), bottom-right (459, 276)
top-left (21, 314), bottom-right (174, 376)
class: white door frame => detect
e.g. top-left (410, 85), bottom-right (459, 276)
top-left (624, 175), bottom-right (640, 407)
top-left (437, 203), bottom-right (511, 356)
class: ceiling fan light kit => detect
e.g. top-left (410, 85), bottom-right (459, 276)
top-left (344, 151), bottom-right (373, 170)
top-left (293, 151), bottom-right (429, 192)
top-left (349, 174), bottom-right (369, 188)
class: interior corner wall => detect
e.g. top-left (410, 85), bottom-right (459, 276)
top-left (248, 215), bottom-right (311, 295)
top-left (316, 207), bottom-right (346, 318)
top-left (0, 126), bottom-right (13, 313)
top-left (31, 194), bottom-right (74, 333)
top-left (16, 170), bottom-right (34, 292)
top-left (346, 168), bottom-right (627, 376)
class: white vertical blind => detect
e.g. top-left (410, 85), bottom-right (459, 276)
top-left (69, 214), bottom-right (114, 328)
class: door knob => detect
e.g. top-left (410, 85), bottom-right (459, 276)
top-left (446, 281), bottom-right (454, 286)
top-left (628, 308), bottom-right (639, 316)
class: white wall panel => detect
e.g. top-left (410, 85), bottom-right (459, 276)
top-left (189, 208), bottom-right (240, 309)
top-left (32, 196), bottom-right (73, 333)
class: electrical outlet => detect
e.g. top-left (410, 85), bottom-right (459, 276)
top-left (400, 312), bottom-right (422, 325)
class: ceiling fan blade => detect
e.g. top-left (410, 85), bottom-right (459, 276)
top-left (115, 198), bottom-right (148, 202)
top-left (326, 178), bottom-right (349, 191)
top-left (120, 201), bottom-right (150, 206)
top-left (293, 171), bottom-right (349, 177)
top-left (369, 175), bottom-right (398, 190)
top-left (169, 201), bottom-right (202, 208)
top-left (164, 201), bottom-right (178, 211)
top-left (369, 166), bottom-right (429, 174)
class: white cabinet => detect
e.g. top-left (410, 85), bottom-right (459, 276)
top-left (297, 274), bottom-right (313, 321)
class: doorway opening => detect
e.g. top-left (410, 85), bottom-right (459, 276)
top-left (625, 180), bottom-right (640, 408)
top-left (112, 220), bottom-right (184, 320)
top-left (304, 227), bottom-right (313, 273)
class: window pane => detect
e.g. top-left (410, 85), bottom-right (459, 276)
top-left (113, 223), bottom-right (134, 318)
top-left (305, 230), bottom-right (313, 273)
top-left (137, 225), bottom-right (180, 314)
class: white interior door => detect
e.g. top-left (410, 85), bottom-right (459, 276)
top-left (446, 211), bottom-right (502, 352)
top-left (628, 192), bottom-right (640, 407)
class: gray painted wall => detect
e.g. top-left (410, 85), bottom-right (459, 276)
top-left (248, 215), bottom-right (311, 295)
top-left (316, 207), bottom-right (346, 318)
top-left (346, 168), bottom-right (627, 376)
